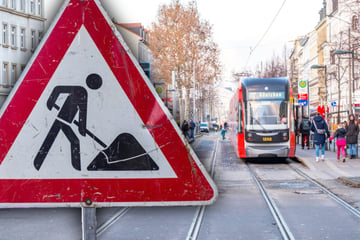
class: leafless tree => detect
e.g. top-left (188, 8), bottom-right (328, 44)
top-left (149, 0), bottom-right (221, 122)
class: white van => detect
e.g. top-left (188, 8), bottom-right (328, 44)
top-left (199, 122), bottom-right (209, 132)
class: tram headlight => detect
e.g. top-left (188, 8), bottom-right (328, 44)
top-left (247, 133), bottom-right (253, 141)
top-left (283, 132), bottom-right (288, 141)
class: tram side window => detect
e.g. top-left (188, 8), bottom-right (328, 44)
top-left (279, 101), bottom-right (288, 124)
top-left (238, 101), bottom-right (243, 133)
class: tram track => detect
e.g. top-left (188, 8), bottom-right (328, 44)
top-left (287, 159), bottom-right (360, 218)
top-left (247, 159), bottom-right (360, 240)
top-left (186, 138), bottom-right (219, 240)
top-left (246, 163), bottom-right (295, 240)
top-left (94, 137), bottom-right (219, 239)
top-left (96, 207), bottom-right (130, 237)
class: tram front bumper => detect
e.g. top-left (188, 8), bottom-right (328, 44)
top-left (245, 145), bottom-right (289, 158)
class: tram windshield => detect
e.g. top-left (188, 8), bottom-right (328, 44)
top-left (245, 99), bottom-right (289, 131)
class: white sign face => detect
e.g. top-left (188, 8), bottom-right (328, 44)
top-left (298, 80), bottom-right (308, 94)
top-left (0, 26), bottom-right (176, 179)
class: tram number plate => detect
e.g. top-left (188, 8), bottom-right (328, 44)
top-left (263, 137), bottom-right (272, 142)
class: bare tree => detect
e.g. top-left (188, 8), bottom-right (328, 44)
top-left (149, 0), bottom-right (221, 122)
top-left (254, 51), bottom-right (287, 78)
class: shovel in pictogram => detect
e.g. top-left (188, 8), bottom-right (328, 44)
top-left (55, 104), bottom-right (159, 171)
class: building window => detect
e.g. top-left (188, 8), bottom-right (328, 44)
top-left (20, 0), bottom-right (25, 11)
top-left (37, 0), bottom-right (41, 16)
top-left (30, 0), bottom-right (34, 14)
top-left (38, 31), bottom-right (43, 43)
top-left (332, 0), bottom-right (338, 12)
top-left (352, 15), bottom-right (359, 31)
top-left (2, 24), bottom-right (8, 46)
top-left (1, 0), bottom-right (6, 7)
top-left (330, 50), bottom-right (336, 65)
top-left (11, 64), bottom-right (16, 86)
top-left (20, 65), bottom-right (26, 74)
top-left (10, 0), bottom-right (15, 9)
top-left (31, 30), bottom-right (36, 51)
top-left (20, 28), bottom-right (25, 49)
top-left (2, 63), bottom-right (9, 86)
top-left (10, 26), bottom-right (16, 48)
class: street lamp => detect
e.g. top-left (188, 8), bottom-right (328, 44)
top-left (333, 49), bottom-right (355, 115)
top-left (311, 64), bottom-right (328, 122)
top-left (153, 81), bottom-right (165, 87)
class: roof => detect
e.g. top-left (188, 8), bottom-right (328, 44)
top-left (113, 22), bottom-right (149, 43)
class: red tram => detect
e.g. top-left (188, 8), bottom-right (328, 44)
top-left (228, 77), bottom-right (296, 159)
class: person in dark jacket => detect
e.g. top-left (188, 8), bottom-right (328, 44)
top-left (299, 118), bottom-right (311, 149)
top-left (181, 120), bottom-right (189, 138)
top-left (310, 113), bottom-right (330, 162)
top-left (345, 114), bottom-right (359, 159)
top-left (329, 122), bottom-right (347, 162)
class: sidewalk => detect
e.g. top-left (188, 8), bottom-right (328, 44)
top-left (295, 143), bottom-right (360, 187)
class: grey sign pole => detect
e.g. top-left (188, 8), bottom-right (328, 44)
top-left (82, 207), bottom-right (97, 240)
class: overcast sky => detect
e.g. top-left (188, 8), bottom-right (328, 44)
top-left (47, 0), bottom-right (324, 79)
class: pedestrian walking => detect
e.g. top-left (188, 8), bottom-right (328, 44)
top-left (299, 117), bottom-right (311, 149)
top-left (310, 112), bottom-right (330, 162)
top-left (221, 127), bottom-right (226, 140)
top-left (345, 114), bottom-right (359, 159)
top-left (329, 122), bottom-right (347, 162)
top-left (181, 120), bottom-right (189, 138)
top-left (189, 119), bottom-right (196, 139)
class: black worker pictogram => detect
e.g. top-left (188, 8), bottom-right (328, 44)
top-left (33, 73), bottom-right (159, 171)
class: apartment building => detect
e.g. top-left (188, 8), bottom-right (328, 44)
top-left (290, 0), bottom-right (360, 126)
top-left (114, 23), bottom-right (152, 66)
top-left (0, 0), bottom-right (45, 105)
top-left (325, 0), bottom-right (360, 122)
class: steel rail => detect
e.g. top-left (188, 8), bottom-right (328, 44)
top-left (185, 138), bottom-right (219, 240)
top-left (95, 137), bottom-right (220, 239)
top-left (288, 161), bottom-right (360, 218)
top-left (96, 207), bottom-right (130, 237)
top-left (247, 163), bottom-right (295, 240)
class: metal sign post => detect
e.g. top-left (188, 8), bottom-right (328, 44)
top-left (82, 207), bottom-right (97, 240)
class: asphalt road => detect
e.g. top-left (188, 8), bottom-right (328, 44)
top-left (1, 132), bottom-right (360, 239)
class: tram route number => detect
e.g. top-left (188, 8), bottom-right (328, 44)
top-left (262, 137), bottom-right (272, 142)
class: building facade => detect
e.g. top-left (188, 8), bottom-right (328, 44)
top-left (290, 31), bottom-right (318, 118)
top-left (290, 0), bottom-right (360, 128)
top-left (0, 0), bottom-right (45, 106)
top-left (114, 23), bottom-right (152, 65)
top-left (325, 0), bottom-right (360, 124)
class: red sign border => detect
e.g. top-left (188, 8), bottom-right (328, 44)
top-left (0, 0), bottom-right (217, 207)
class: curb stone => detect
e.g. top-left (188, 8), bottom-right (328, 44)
top-left (337, 177), bottom-right (360, 188)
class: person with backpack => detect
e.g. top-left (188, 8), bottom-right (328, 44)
top-left (310, 113), bottom-right (330, 162)
top-left (299, 117), bottom-right (311, 149)
top-left (189, 119), bottom-right (196, 139)
top-left (345, 114), bottom-right (359, 159)
top-left (329, 122), bottom-right (347, 162)
top-left (181, 120), bottom-right (189, 138)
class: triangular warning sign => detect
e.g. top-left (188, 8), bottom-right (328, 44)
top-left (0, 0), bottom-right (217, 207)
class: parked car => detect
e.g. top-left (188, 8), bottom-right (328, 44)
top-left (211, 123), bottom-right (219, 131)
top-left (199, 122), bottom-right (210, 132)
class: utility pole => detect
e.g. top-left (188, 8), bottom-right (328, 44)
top-left (348, 27), bottom-right (353, 115)
top-left (338, 57), bottom-right (341, 124)
top-left (172, 71), bottom-right (177, 120)
top-left (193, 61), bottom-right (196, 123)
